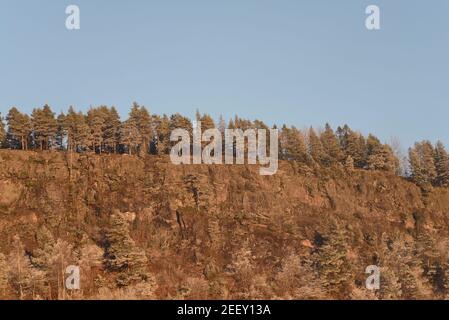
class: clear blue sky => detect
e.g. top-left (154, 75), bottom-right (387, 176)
top-left (1, 0), bottom-right (448, 147)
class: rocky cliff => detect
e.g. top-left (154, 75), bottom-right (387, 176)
top-left (0, 150), bottom-right (449, 299)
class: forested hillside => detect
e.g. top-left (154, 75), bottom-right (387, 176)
top-left (0, 150), bottom-right (449, 299)
top-left (0, 104), bottom-right (449, 300)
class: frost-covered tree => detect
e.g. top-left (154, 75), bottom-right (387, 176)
top-left (434, 141), bottom-right (449, 187)
top-left (104, 211), bottom-right (149, 287)
top-left (409, 141), bottom-right (437, 186)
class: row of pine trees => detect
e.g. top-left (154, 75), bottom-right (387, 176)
top-left (0, 103), bottom-right (448, 188)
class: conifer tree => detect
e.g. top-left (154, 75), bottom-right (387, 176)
top-left (31, 105), bottom-right (57, 150)
top-left (49, 240), bottom-right (75, 299)
top-left (198, 112), bottom-right (215, 131)
top-left (151, 114), bottom-right (171, 155)
top-left (320, 123), bottom-right (343, 165)
top-left (31, 227), bottom-right (76, 299)
top-left (256, 121), bottom-right (272, 162)
top-left (279, 125), bottom-right (289, 160)
top-left (195, 111), bottom-right (216, 153)
top-left (8, 236), bottom-right (44, 299)
top-left (170, 113), bottom-right (193, 133)
top-left (377, 233), bottom-right (403, 299)
top-left (233, 115), bottom-right (253, 131)
top-left (338, 125), bottom-right (366, 168)
top-left (87, 108), bottom-right (105, 153)
top-left (409, 141), bottom-right (437, 186)
top-left (137, 106), bottom-right (152, 155)
top-left (416, 231), bottom-right (443, 294)
top-left (123, 103), bottom-right (153, 155)
top-left (103, 107), bottom-right (121, 153)
top-left (336, 125), bottom-right (346, 148)
top-left (392, 241), bottom-right (423, 299)
top-left (443, 257), bottom-right (449, 298)
top-left (6, 107), bottom-right (31, 150)
top-left (0, 253), bottom-right (8, 297)
top-left (67, 107), bottom-right (91, 152)
top-left (356, 134), bottom-right (367, 168)
top-left (318, 224), bottom-right (352, 298)
top-left (280, 125), bottom-right (307, 162)
top-left (344, 155), bottom-right (354, 172)
top-left (399, 263), bottom-right (420, 299)
top-left (120, 118), bottom-right (140, 155)
top-left (409, 147), bottom-right (424, 185)
top-left (0, 113), bottom-right (5, 147)
top-left (104, 211), bottom-right (149, 287)
top-left (434, 141), bottom-right (449, 187)
top-left (55, 112), bottom-right (67, 150)
top-left (366, 134), bottom-right (398, 172)
top-left (32, 226), bottom-right (56, 270)
top-left (366, 134), bottom-right (382, 158)
top-left (378, 266), bottom-right (402, 300)
top-left (308, 127), bottom-right (326, 165)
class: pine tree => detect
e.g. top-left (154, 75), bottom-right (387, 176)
top-left (366, 135), bottom-right (398, 172)
top-left (31, 105), bottom-right (57, 150)
top-left (0, 253), bottom-right (8, 297)
top-left (6, 107), bottom-right (31, 150)
top-left (409, 141), bottom-right (437, 186)
top-left (0, 113), bottom-right (5, 148)
top-left (31, 227), bottom-right (75, 299)
top-left (274, 254), bottom-right (326, 299)
top-left (103, 107), bottom-right (121, 153)
top-left (320, 123), bottom-right (343, 165)
top-left (308, 127), bottom-right (326, 165)
top-left (399, 263), bottom-right (420, 299)
top-left (198, 112), bottom-right (215, 131)
top-left (32, 226), bottom-right (56, 270)
top-left (434, 141), bottom-right (449, 187)
top-left (59, 107), bottom-right (92, 152)
top-left (49, 240), bottom-right (75, 299)
top-left (318, 224), bottom-right (352, 298)
top-left (87, 108), bottom-right (106, 153)
top-left (195, 112), bottom-right (216, 153)
top-left (8, 236), bottom-right (44, 299)
top-left (104, 211), bottom-right (149, 287)
top-left (279, 125), bottom-right (289, 160)
top-left (151, 114), bottom-right (171, 155)
top-left (120, 118), bottom-right (140, 155)
top-left (280, 125), bottom-right (307, 162)
top-left (416, 231), bottom-right (443, 294)
top-left (378, 233), bottom-right (403, 299)
top-left (338, 125), bottom-right (366, 168)
top-left (443, 257), bottom-right (449, 298)
top-left (393, 241), bottom-right (423, 299)
top-left (344, 155), bottom-right (355, 172)
top-left (409, 147), bottom-right (424, 185)
top-left (379, 266), bottom-right (402, 300)
top-left (122, 103), bottom-right (153, 156)
top-left (170, 113), bottom-right (192, 133)
top-left (137, 105), bottom-right (152, 155)
top-left (55, 112), bottom-right (67, 150)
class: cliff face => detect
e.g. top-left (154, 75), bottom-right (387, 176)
top-left (1, 150), bottom-right (449, 299)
